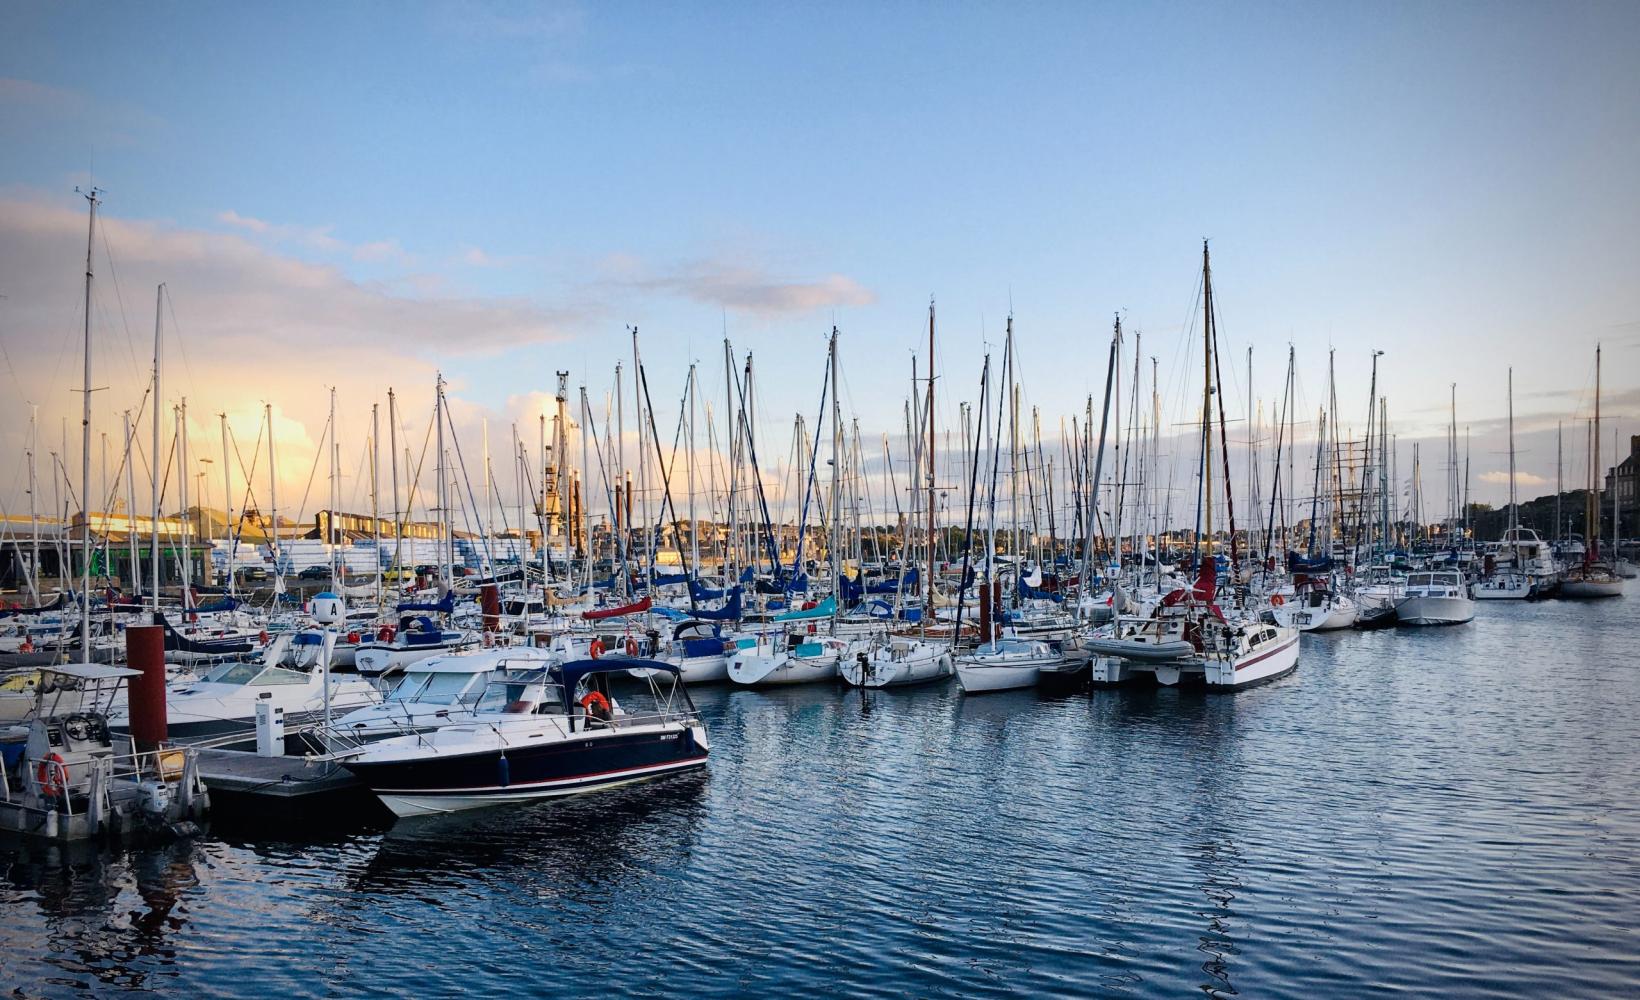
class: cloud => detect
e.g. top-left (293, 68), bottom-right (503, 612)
top-left (620, 260), bottom-right (876, 316)
top-left (0, 192), bottom-right (594, 513)
top-left (1479, 470), bottom-right (1549, 487)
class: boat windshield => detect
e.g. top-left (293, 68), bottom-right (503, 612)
top-left (402, 671), bottom-right (477, 705)
top-left (477, 674), bottom-right (566, 714)
top-left (200, 661), bottom-right (310, 686)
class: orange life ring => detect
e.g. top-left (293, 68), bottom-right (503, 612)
top-left (19, 637), bottom-right (33, 653)
top-left (37, 752), bottom-right (66, 799)
top-left (346, 630), bottom-right (361, 644)
top-left (589, 637), bottom-right (606, 659)
top-left (580, 691), bottom-right (611, 713)
top-left (1271, 594), bottom-right (1285, 606)
top-left (259, 630), bottom-right (270, 644)
top-left (378, 624), bottom-right (395, 642)
top-left (624, 636), bottom-right (639, 656)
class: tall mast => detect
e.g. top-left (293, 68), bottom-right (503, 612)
top-left (78, 187), bottom-right (99, 653)
top-left (1507, 369), bottom-right (1517, 536)
top-left (687, 363), bottom-right (699, 576)
top-left (436, 373), bottom-right (450, 591)
top-left (328, 387), bottom-right (338, 581)
top-left (178, 399), bottom-right (191, 609)
top-left (388, 388), bottom-right (402, 586)
top-left (266, 402), bottom-right (280, 593)
top-left (1555, 421), bottom-right (1563, 542)
top-left (1202, 240), bottom-right (1214, 568)
top-left (220, 412), bottom-right (234, 595)
top-left (370, 402), bottom-right (381, 608)
top-left (27, 410), bottom-right (39, 604)
top-left (1593, 344), bottom-right (1601, 559)
top-left (828, 329), bottom-right (842, 627)
top-left (123, 412), bottom-right (138, 600)
top-left (926, 300), bottom-right (937, 617)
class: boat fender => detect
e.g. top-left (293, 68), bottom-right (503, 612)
top-left (1271, 594), bottom-right (1284, 606)
top-left (590, 637), bottom-right (605, 659)
top-left (625, 637), bottom-right (639, 656)
top-left (807, 623), bottom-right (817, 635)
top-left (680, 726), bottom-right (695, 754)
top-left (346, 630), bottom-right (360, 644)
top-left (259, 630), bottom-right (270, 644)
top-left (37, 752), bottom-right (66, 799)
top-left (497, 753), bottom-right (510, 788)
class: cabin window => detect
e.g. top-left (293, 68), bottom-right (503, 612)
top-left (252, 666), bottom-right (313, 686)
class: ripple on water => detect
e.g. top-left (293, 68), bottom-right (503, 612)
top-left (3, 599), bottom-right (1639, 997)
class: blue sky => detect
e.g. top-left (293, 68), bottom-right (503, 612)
top-left (1, 0), bottom-right (1637, 519)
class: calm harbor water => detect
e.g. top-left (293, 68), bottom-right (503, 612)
top-left (3, 598), bottom-right (1638, 998)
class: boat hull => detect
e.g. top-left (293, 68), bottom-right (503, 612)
top-left (955, 662), bottom-right (1039, 693)
top-left (1560, 578), bottom-right (1625, 599)
top-left (1203, 633), bottom-right (1300, 690)
top-left (344, 726), bottom-right (708, 817)
top-left (728, 647), bottom-right (841, 686)
top-left (1394, 596), bottom-right (1476, 626)
top-left (838, 648), bottom-right (953, 688)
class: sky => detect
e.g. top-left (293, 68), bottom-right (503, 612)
top-left (1, 0), bottom-right (1637, 532)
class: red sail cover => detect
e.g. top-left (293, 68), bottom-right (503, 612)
top-left (582, 596), bottom-right (653, 620)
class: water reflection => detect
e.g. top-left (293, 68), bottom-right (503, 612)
top-left (1, 836), bottom-right (201, 993)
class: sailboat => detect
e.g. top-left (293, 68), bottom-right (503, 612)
top-left (1088, 243), bottom-right (1299, 689)
top-left (1477, 369), bottom-right (1544, 599)
top-left (1562, 346), bottom-right (1625, 598)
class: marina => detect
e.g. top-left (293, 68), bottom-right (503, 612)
top-left (4, 2), bottom-right (1639, 996)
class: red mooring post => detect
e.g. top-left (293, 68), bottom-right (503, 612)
top-left (481, 583), bottom-right (501, 634)
top-left (990, 580), bottom-right (1003, 641)
top-left (126, 624), bottom-right (167, 751)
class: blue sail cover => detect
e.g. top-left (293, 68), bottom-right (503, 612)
top-left (1286, 551), bottom-right (1334, 573)
top-left (692, 587), bottom-right (743, 621)
top-left (867, 567), bottom-right (917, 595)
top-left (191, 596), bottom-right (240, 613)
top-left (1017, 577), bottom-right (1065, 603)
top-left (689, 578), bottom-right (726, 602)
top-left (653, 572), bottom-right (690, 586)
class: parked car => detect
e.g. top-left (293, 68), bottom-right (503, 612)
top-left (298, 565), bottom-right (332, 581)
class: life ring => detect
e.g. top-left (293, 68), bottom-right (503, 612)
top-left (589, 637), bottom-right (605, 659)
top-left (346, 630), bottom-right (360, 644)
top-left (378, 624), bottom-right (395, 642)
top-left (579, 690), bottom-right (612, 724)
top-left (37, 752), bottom-right (66, 799)
top-left (19, 637), bottom-right (33, 654)
top-left (624, 637), bottom-right (639, 656)
top-left (1271, 594), bottom-right (1285, 606)
top-left (259, 630), bottom-right (270, 644)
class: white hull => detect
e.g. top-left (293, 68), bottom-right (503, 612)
top-left (1394, 595), bottom-right (1475, 626)
top-left (728, 648), bottom-right (842, 686)
top-left (628, 654), bottom-right (729, 684)
top-left (839, 647), bottom-right (953, 688)
top-left (1203, 633), bottom-right (1300, 689)
top-left (1473, 576), bottom-right (1533, 600)
top-left (354, 642), bottom-right (462, 678)
top-left (955, 662), bottom-right (1039, 692)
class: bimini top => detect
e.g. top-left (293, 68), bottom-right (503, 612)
top-left (41, 662), bottom-right (143, 681)
top-left (556, 657), bottom-right (677, 696)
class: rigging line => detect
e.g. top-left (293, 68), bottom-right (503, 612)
top-left (162, 290), bottom-right (203, 413)
top-left (442, 401), bottom-right (496, 573)
top-left (289, 411), bottom-right (332, 533)
top-left (96, 222), bottom-right (144, 380)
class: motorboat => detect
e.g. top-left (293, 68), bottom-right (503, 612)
top-left (110, 645), bottom-right (380, 744)
top-left (339, 658), bottom-right (709, 817)
top-left (954, 639), bottom-right (1059, 693)
top-left (1394, 571), bottom-right (1476, 626)
top-left (328, 646), bottom-right (557, 741)
top-left (838, 635), bottom-right (953, 688)
top-left (0, 663), bottom-right (209, 842)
